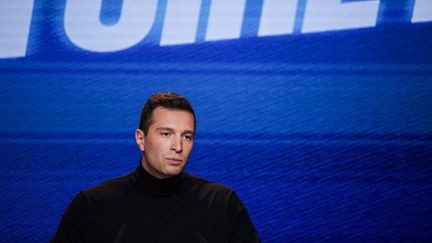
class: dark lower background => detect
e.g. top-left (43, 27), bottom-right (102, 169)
top-left (1, 0), bottom-right (432, 242)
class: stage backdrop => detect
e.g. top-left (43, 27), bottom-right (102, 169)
top-left (1, 0), bottom-right (431, 242)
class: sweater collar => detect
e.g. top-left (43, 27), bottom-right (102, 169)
top-left (132, 162), bottom-right (185, 195)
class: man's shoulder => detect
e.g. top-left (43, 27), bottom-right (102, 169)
top-left (80, 171), bottom-right (134, 199)
top-left (183, 172), bottom-right (235, 197)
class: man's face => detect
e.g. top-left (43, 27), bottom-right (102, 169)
top-left (135, 107), bottom-right (195, 179)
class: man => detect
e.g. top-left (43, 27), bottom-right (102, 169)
top-left (52, 92), bottom-right (260, 243)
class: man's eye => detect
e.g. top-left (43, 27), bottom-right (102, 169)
top-left (161, 132), bottom-right (170, 137)
top-left (183, 135), bottom-right (193, 141)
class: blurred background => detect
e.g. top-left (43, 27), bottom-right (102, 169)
top-left (1, 0), bottom-right (431, 241)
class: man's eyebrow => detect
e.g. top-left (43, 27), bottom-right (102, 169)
top-left (156, 127), bottom-right (175, 132)
top-left (156, 127), bottom-right (194, 134)
top-left (182, 130), bottom-right (194, 135)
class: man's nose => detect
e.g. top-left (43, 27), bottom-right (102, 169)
top-left (170, 136), bottom-right (182, 153)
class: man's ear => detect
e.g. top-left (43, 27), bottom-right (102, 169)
top-left (135, 129), bottom-right (145, 152)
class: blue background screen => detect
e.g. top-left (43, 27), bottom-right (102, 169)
top-left (1, 0), bottom-right (431, 241)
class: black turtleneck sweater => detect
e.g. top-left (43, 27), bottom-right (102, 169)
top-left (51, 165), bottom-right (260, 243)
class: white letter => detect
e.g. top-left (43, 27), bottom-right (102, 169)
top-left (205, 0), bottom-right (246, 41)
top-left (0, 0), bottom-right (34, 58)
top-left (160, 0), bottom-right (201, 45)
top-left (412, 0), bottom-right (432, 23)
top-left (64, 0), bottom-right (157, 52)
top-left (302, 0), bottom-right (379, 33)
top-left (258, 0), bottom-right (298, 36)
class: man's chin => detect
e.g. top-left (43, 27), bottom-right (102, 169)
top-left (163, 166), bottom-right (184, 177)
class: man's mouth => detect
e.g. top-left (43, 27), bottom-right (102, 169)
top-left (166, 157), bottom-right (183, 165)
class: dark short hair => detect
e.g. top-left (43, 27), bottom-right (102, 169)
top-left (139, 92), bottom-right (196, 134)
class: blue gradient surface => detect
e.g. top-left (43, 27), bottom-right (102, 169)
top-left (1, 0), bottom-right (431, 242)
